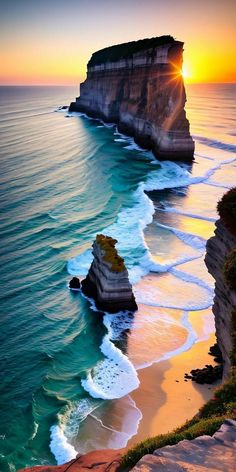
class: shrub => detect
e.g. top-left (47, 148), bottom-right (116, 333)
top-left (96, 234), bottom-right (125, 272)
top-left (217, 187), bottom-right (236, 235)
top-left (223, 250), bottom-right (236, 289)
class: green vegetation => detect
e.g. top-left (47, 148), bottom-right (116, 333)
top-left (121, 370), bottom-right (236, 469)
top-left (88, 36), bottom-right (175, 67)
top-left (96, 234), bottom-right (125, 272)
top-left (217, 187), bottom-right (236, 236)
top-left (224, 250), bottom-right (236, 289)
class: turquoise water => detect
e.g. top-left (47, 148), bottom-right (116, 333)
top-left (0, 84), bottom-right (235, 471)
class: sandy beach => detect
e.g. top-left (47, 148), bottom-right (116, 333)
top-left (128, 324), bottom-right (219, 446)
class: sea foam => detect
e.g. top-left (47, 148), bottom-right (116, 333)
top-left (81, 311), bottom-right (139, 400)
top-left (50, 424), bottom-right (77, 465)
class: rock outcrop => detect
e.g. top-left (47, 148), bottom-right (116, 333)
top-left (131, 419), bottom-right (236, 471)
top-left (81, 234), bottom-right (137, 313)
top-left (205, 219), bottom-right (236, 379)
top-left (69, 277), bottom-right (80, 289)
top-left (69, 36), bottom-right (194, 162)
top-left (18, 448), bottom-right (125, 472)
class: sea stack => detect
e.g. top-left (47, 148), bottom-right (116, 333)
top-left (69, 36), bottom-right (194, 161)
top-left (81, 234), bottom-right (137, 313)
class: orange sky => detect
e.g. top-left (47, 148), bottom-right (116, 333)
top-left (1, 0), bottom-right (236, 85)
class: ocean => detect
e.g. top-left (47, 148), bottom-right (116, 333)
top-left (0, 84), bottom-right (235, 471)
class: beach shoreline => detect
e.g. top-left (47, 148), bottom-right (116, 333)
top-left (128, 329), bottom-right (219, 446)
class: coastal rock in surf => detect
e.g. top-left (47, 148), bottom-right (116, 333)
top-left (69, 277), bottom-right (80, 290)
top-left (81, 234), bottom-right (137, 313)
top-left (205, 188), bottom-right (236, 379)
top-left (69, 36), bottom-right (194, 162)
top-left (18, 448), bottom-right (125, 472)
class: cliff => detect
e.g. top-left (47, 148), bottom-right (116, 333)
top-left (69, 36), bottom-right (194, 162)
top-left (205, 188), bottom-right (236, 379)
top-left (205, 220), bottom-right (236, 379)
top-left (131, 419), bottom-right (236, 471)
top-left (81, 234), bottom-right (137, 313)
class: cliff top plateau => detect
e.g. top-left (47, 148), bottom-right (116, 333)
top-left (88, 35), bottom-right (176, 66)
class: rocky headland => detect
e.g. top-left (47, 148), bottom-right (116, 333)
top-left (81, 234), bottom-right (137, 313)
top-left (69, 36), bottom-right (194, 161)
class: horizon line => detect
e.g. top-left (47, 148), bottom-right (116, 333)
top-left (0, 81), bottom-right (236, 87)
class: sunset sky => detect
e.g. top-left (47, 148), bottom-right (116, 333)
top-left (1, 0), bottom-right (235, 85)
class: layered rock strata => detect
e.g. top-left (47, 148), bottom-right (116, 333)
top-left (81, 234), bottom-right (137, 313)
top-left (69, 36), bottom-right (194, 161)
top-left (131, 419), bottom-right (236, 472)
top-left (205, 219), bottom-right (236, 379)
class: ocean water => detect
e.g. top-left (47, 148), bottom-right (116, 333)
top-left (0, 84), bottom-right (235, 471)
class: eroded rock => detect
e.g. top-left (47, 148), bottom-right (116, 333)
top-left (81, 234), bottom-right (137, 313)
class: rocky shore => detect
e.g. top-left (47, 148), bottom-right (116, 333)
top-left (81, 234), bottom-right (137, 313)
top-left (69, 36), bottom-right (194, 161)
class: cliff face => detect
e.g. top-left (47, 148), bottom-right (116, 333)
top-left (69, 36), bottom-right (194, 161)
top-left (205, 220), bottom-right (236, 379)
top-left (81, 235), bottom-right (137, 313)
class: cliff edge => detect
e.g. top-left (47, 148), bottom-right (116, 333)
top-left (81, 234), bottom-right (137, 313)
top-left (205, 188), bottom-right (236, 379)
top-left (69, 36), bottom-right (194, 161)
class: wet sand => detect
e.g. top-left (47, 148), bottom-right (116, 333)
top-left (128, 329), bottom-right (219, 446)
top-left (74, 309), bottom-right (219, 455)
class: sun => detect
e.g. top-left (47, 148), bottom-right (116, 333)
top-left (181, 66), bottom-right (190, 80)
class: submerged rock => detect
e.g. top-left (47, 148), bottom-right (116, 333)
top-left (69, 277), bottom-right (80, 290)
top-left (69, 36), bottom-right (194, 162)
top-left (81, 234), bottom-right (137, 313)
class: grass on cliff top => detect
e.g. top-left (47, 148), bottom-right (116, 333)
top-left (88, 35), bottom-right (175, 67)
top-left (96, 234), bottom-right (126, 273)
top-left (217, 187), bottom-right (236, 236)
top-left (120, 369), bottom-right (236, 469)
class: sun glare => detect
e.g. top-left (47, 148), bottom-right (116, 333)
top-left (181, 66), bottom-right (190, 79)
